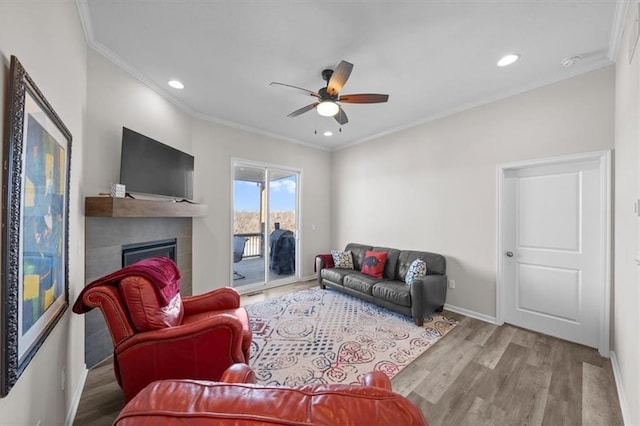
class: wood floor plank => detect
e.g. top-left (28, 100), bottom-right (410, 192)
top-left (548, 339), bottom-right (584, 422)
top-left (501, 362), bottom-right (551, 426)
top-left (473, 323), bottom-right (517, 369)
top-left (411, 337), bottom-right (482, 404)
top-left (391, 359), bottom-right (431, 397)
top-left (420, 361), bottom-right (491, 426)
top-left (487, 343), bottom-right (531, 410)
top-left (464, 319), bottom-right (499, 346)
top-left (582, 362), bottom-right (624, 425)
top-left (542, 397), bottom-right (569, 426)
top-left (527, 333), bottom-right (554, 368)
top-left (73, 359), bottom-right (123, 425)
top-left (511, 326), bottom-right (538, 349)
top-left (461, 396), bottom-right (508, 426)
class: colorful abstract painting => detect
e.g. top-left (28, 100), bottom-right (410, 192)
top-left (21, 114), bottom-right (66, 334)
top-left (1, 56), bottom-right (71, 396)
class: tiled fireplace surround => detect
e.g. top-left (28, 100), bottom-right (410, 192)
top-left (84, 217), bottom-right (193, 367)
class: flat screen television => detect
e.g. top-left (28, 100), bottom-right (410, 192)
top-left (119, 127), bottom-right (194, 200)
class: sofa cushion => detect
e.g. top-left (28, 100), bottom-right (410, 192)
top-left (361, 250), bottom-right (388, 278)
top-left (331, 250), bottom-right (354, 269)
top-left (372, 281), bottom-right (412, 307)
top-left (119, 276), bottom-right (184, 331)
top-left (398, 250), bottom-right (446, 279)
top-left (344, 273), bottom-right (378, 295)
top-left (405, 259), bottom-right (427, 285)
top-left (321, 268), bottom-right (353, 285)
top-left (372, 247), bottom-right (400, 280)
top-left (344, 243), bottom-right (373, 271)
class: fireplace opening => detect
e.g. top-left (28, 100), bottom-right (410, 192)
top-left (122, 238), bottom-right (177, 267)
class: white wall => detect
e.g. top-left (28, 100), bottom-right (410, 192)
top-left (0, 1), bottom-right (86, 424)
top-left (613, 3), bottom-right (640, 424)
top-left (84, 51), bottom-right (193, 196)
top-left (191, 119), bottom-right (331, 294)
top-left (331, 66), bottom-right (614, 318)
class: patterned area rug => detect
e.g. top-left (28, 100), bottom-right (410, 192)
top-left (246, 286), bottom-right (458, 386)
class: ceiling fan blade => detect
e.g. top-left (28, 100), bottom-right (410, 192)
top-left (338, 93), bottom-right (389, 104)
top-left (327, 60), bottom-right (353, 96)
top-left (270, 82), bottom-right (319, 98)
top-left (287, 102), bottom-right (318, 118)
top-left (334, 106), bottom-right (349, 125)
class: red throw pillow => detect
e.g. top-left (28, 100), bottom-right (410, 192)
top-left (361, 250), bottom-right (388, 278)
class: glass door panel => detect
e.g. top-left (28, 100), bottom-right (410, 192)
top-left (266, 170), bottom-right (298, 283)
top-left (232, 165), bottom-right (266, 289)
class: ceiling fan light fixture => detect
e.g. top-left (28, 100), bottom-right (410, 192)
top-left (317, 101), bottom-right (339, 117)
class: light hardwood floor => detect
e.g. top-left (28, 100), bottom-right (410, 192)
top-left (73, 282), bottom-right (623, 425)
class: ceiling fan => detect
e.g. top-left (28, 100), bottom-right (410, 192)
top-left (270, 60), bottom-right (389, 125)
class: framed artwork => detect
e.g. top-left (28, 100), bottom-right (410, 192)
top-left (1, 56), bottom-right (72, 396)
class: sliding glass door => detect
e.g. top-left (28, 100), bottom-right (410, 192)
top-left (231, 161), bottom-right (299, 292)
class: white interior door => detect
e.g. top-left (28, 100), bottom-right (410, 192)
top-left (498, 151), bottom-right (610, 354)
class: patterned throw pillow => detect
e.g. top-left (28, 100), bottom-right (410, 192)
top-left (361, 250), bottom-right (388, 278)
top-left (331, 250), bottom-right (354, 269)
top-left (405, 259), bottom-right (427, 285)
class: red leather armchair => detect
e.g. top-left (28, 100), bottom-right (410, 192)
top-left (114, 364), bottom-right (428, 425)
top-left (75, 269), bottom-right (252, 402)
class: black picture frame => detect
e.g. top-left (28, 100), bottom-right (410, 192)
top-left (1, 56), bottom-right (72, 397)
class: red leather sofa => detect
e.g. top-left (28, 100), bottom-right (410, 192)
top-left (114, 363), bottom-right (428, 425)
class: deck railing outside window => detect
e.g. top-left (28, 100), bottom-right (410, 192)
top-left (235, 233), bottom-right (263, 258)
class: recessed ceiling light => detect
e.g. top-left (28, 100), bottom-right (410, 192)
top-left (324, 131), bottom-right (333, 137)
top-left (497, 54), bottom-right (520, 67)
top-left (168, 80), bottom-right (184, 89)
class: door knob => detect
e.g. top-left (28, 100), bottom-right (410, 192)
top-left (506, 251), bottom-right (514, 257)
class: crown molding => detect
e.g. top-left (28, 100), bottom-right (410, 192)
top-left (336, 60), bottom-right (613, 151)
top-left (192, 112), bottom-right (331, 152)
top-left (608, 0), bottom-right (632, 61)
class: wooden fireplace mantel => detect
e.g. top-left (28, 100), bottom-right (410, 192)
top-left (85, 196), bottom-right (208, 218)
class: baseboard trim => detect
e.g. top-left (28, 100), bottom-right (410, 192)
top-left (301, 274), bottom-right (316, 282)
top-left (444, 303), bottom-right (497, 324)
top-left (65, 366), bottom-right (89, 426)
top-left (610, 351), bottom-right (632, 426)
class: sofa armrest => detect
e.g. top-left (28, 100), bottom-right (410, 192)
top-left (182, 287), bottom-right (240, 315)
top-left (316, 257), bottom-right (324, 284)
top-left (361, 371), bottom-right (392, 390)
top-left (221, 363), bottom-right (256, 384)
top-left (315, 253), bottom-right (334, 285)
top-left (81, 285), bottom-right (135, 345)
top-left (410, 274), bottom-right (447, 322)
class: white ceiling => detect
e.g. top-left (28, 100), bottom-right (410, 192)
top-left (78, 1), bottom-right (623, 150)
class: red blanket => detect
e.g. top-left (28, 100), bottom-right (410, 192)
top-left (314, 253), bottom-right (334, 272)
top-left (73, 257), bottom-right (181, 314)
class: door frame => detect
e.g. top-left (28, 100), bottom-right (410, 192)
top-left (230, 158), bottom-right (302, 293)
top-left (496, 150), bottom-right (611, 356)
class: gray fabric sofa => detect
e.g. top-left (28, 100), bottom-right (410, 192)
top-left (316, 243), bottom-right (447, 326)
